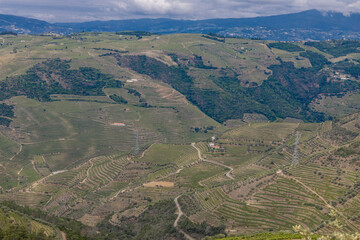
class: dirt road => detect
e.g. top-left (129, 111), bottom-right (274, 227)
top-left (174, 195), bottom-right (196, 240)
top-left (174, 195), bottom-right (183, 228)
top-left (10, 144), bottom-right (22, 161)
top-left (191, 143), bottom-right (234, 180)
top-left (282, 174), bottom-right (358, 231)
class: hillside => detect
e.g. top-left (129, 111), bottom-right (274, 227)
top-left (1, 33), bottom-right (360, 239)
top-left (0, 14), bottom-right (64, 34)
top-left (56, 10), bottom-right (360, 40)
top-left (0, 201), bottom-right (80, 239)
top-left (2, 10), bottom-right (360, 40)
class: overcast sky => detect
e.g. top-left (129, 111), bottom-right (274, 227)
top-left (0, 0), bottom-right (360, 22)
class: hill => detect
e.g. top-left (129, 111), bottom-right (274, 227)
top-left (2, 10), bottom-right (360, 40)
top-left (0, 201), bottom-right (89, 239)
top-left (0, 33), bottom-right (360, 238)
top-left (0, 14), bottom-right (65, 34)
top-left (56, 10), bottom-right (360, 40)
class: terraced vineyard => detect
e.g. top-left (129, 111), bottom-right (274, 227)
top-left (1, 33), bottom-right (360, 239)
top-left (0, 203), bottom-right (63, 239)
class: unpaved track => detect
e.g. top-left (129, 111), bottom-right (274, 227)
top-left (283, 174), bottom-right (358, 231)
top-left (61, 231), bottom-right (67, 240)
top-left (10, 144), bottom-right (22, 161)
top-left (80, 160), bottom-right (94, 184)
top-left (174, 195), bottom-right (196, 240)
top-left (174, 195), bottom-right (183, 228)
top-left (191, 143), bottom-right (234, 180)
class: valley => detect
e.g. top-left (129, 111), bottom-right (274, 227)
top-left (0, 32), bottom-right (360, 239)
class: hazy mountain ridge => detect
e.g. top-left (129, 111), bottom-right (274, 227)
top-left (2, 10), bottom-right (360, 40)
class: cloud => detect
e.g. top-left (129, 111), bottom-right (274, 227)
top-left (0, 0), bottom-right (360, 22)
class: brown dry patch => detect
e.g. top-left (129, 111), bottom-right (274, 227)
top-left (330, 55), bottom-right (350, 63)
top-left (143, 181), bottom-right (174, 188)
top-left (0, 54), bottom-right (15, 67)
top-left (155, 85), bottom-right (187, 103)
top-left (137, 50), bottom-right (177, 66)
top-left (79, 214), bottom-right (103, 227)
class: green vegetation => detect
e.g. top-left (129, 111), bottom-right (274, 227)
top-left (113, 50), bottom-right (360, 123)
top-left (178, 217), bottom-right (226, 239)
top-left (0, 103), bottom-right (14, 126)
top-left (345, 64), bottom-right (360, 78)
top-left (0, 103), bottom-right (14, 117)
top-left (116, 31), bottom-right (155, 36)
top-left (202, 33), bottom-right (226, 42)
top-left (0, 201), bottom-right (92, 240)
top-left (213, 232), bottom-right (303, 240)
top-left (97, 200), bottom-right (183, 240)
top-left (267, 42), bottom-right (304, 52)
top-left (0, 33), bottom-right (360, 239)
top-left (305, 40), bottom-right (360, 57)
top-left (109, 94), bottom-right (128, 104)
top-left (0, 59), bottom-right (122, 102)
top-left (299, 50), bottom-right (330, 69)
top-left (0, 225), bottom-right (51, 240)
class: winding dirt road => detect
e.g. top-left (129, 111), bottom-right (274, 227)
top-left (174, 195), bottom-right (183, 228)
top-left (174, 195), bottom-right (196, 240)
top-left (191, 143), bottom-right (234, 180)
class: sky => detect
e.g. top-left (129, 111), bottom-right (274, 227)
top-left (0, 0), bottom-right (360, 22)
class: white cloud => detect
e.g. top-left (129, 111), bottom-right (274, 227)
top-left (0, 0), bottom-right (360, 22)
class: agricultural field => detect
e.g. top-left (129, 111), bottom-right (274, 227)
top-left (1, 33), bottom-right (360, 239)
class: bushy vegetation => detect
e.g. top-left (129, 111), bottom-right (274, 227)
top-left (0, 117), bottom-right (12, 127)
top-left (0, 59), bottom-right (123, 126)
top-left (0, 103), bottom-right (14, 118)
top-left (178, 217), bottom-right (226, 239)
top-left (305, 40), bottom-right (360, 57)
top-left (115, 54), bottom-right (360, 123)
top-left (115, 31), bottom-right (154, 36)
top-left (97, 200), bottom-right (183, 240)
top-left (109, 94), bottom-right (128, 104)
top-left (192, 55), bottom-right (217, 69)
top-left (0, 225), bottom-right (51, 240)
top-left (0, 31), bottom-right (17, 36)
top-left (267, 42), bottom-right (304, 52)
top-left (213, 232), bottom-right (303, 240)
top-left (299, 50), bottom-right (330, 69)
top-left (0, 201), bottom-right (92, 240)
top-left (0, 103), bottom-right (14, 126)
top-left (202, 33), bottom-right (226, 42)
top-left (116, 55), bottom-right (193, 95)
top-left (324, 124), bottom-right (359, 143)
top-left (345, 64), bottom-right (360, 78)
top-left (0, 59), bottom-right (122, 102)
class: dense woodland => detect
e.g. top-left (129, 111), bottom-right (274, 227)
top-left (114, 51), bottom-right (360, 123)
top-left (267, 42), bottom-right (304, 52)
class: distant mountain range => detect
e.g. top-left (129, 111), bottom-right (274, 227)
top-left (1, 10), bottom-right (360, 40)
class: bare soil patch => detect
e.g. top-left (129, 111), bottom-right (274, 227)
top-left (143, 181), bottom-right (174, 188)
